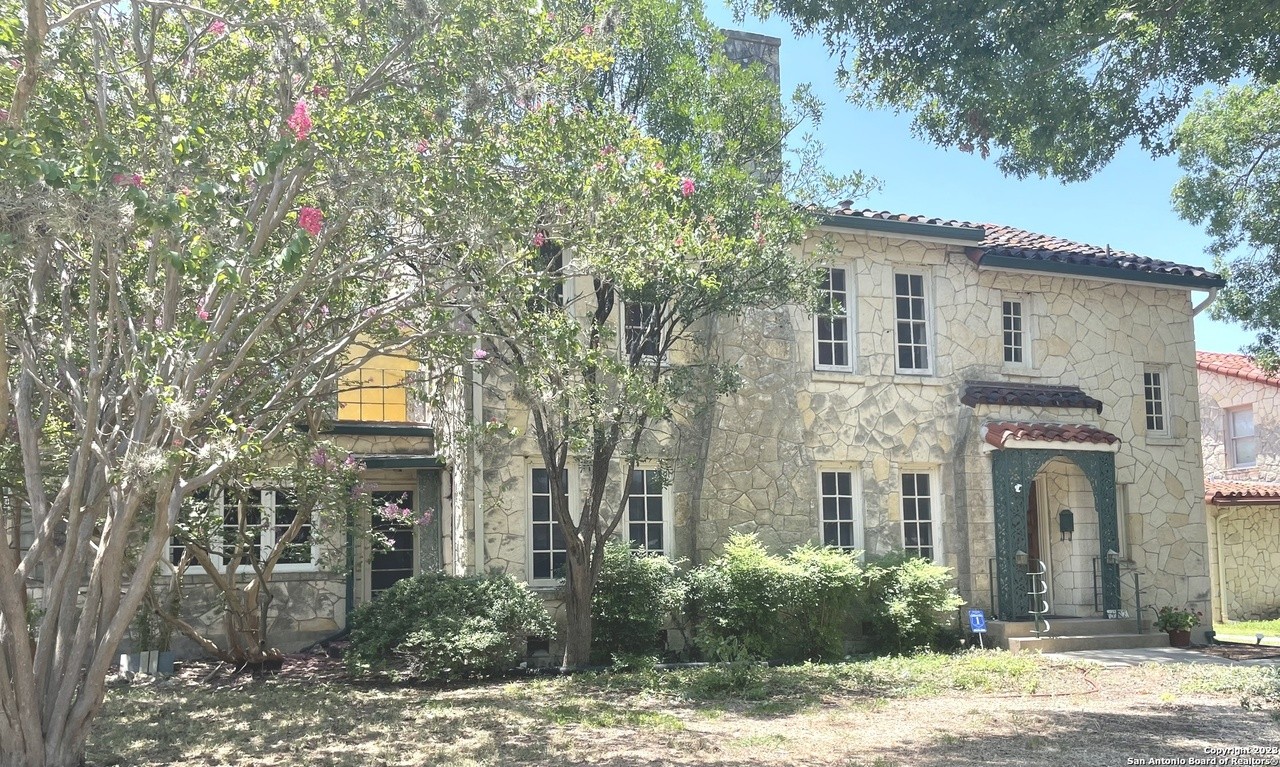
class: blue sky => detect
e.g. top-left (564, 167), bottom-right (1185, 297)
top-left (707, 7), bottom-right (1256, 354)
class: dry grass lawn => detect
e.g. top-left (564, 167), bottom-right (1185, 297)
top-left (88, 652), bottom-right (1280, 766)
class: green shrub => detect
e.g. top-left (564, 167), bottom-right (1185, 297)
top-left (861, 552), bottom-right (964, 655)
top-left (345, 570), bottom-right (553, 680)
top-left (591, 540), bottom-right (684, 664)
top-left (687, 534), bottom-right (862, 662)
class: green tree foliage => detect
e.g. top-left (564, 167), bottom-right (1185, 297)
top-left (453, 0), bottom-right (864, 670)
top-left (345, 571), bottom-right (554, 681)
top-left (1173, 84), bottom-right (1280, 363)
top-left (747, 0), bottom-right (1278, 181)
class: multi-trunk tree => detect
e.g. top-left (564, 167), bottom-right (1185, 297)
top-left (0, 0), bottom-right (579, 764)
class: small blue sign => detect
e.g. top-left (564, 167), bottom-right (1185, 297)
top-left (968, 609), bottom-right (988, 634)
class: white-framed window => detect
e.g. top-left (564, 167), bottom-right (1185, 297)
top-left (623, 301), bottom-right (662, 359)
top-left (1143, 366), bottom-right (1169, 436)
top-left (815, 267), bottom-right (854, 371)
top-left (536, 241), bottom-right (565, 308)
top-left (627, 467), bottom-right (672, 556)
top-left (1227, 406), bottom-right (1257, 468)
top-left (1001, 294), bottom-right (1028, 366)
top-left (818, 468), bottom-right (863, 552)
top-left (900, 470), bottom-right (938, 561)
top-left (530, 466), bottom-right (570, 582)
top-left (893, 272), bottom-right (931, 374)
top-left (169, 488), bottom-right (319, 572)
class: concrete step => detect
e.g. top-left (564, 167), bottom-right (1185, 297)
top-left (1007, 632), bottom-right (1170, 654)
top-left (989, 618), bottom-right (1151, 640)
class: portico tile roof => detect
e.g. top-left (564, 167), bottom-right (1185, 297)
top-left (982, 421), bottom-right (1120, 450)
top-left (1204, 479), bottom-right (1280, 505)
top-left (962, 381), bottom-right (1104, 413)
top-left (1196, 351), bottom-right (1280, 387)
top-left (817, 205), bottom-right (1222, 288)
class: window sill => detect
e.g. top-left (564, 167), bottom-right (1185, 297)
top-left (1144, 436), bottom-right (1182, 447)
top-left (529, 581), bottom-right (564, 594)
top-left (892, 374), bottom-right (946, 386)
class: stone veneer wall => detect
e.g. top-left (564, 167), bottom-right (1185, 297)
top-left (464, 226), bottom-right (1212, 626)
top-left (1199, 369), bottom-right (1280, 480)
top-left (1199, 370), bottom-right (1280, 621)
top-left (1208, 503), bottom-right (1280, 620)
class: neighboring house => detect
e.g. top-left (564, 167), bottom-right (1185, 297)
top-left (1197, 351), bottom-right (1280, 621)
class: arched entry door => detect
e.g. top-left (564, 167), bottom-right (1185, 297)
top-left (991, 448), bottom-right (1121, 618)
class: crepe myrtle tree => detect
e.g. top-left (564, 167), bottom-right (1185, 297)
top-left (0, 0), bottom-right (586, 764)
top-left (443, 0), bottom-right (863, 669)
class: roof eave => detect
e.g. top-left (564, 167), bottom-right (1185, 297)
top-left (974, 252), bottom-right (1226, 290)
top-left (819, 213), bottom-right (985, 244)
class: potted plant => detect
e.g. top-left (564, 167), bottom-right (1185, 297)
top-left (1153, 606), bottom-right (1202, 648)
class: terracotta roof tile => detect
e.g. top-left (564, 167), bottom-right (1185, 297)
top-left (1196, 351), bottom-right (1280, 387)
top-left (975, 224), bottom-right (1221, 284)
top-left (1205, 479), bottom-right (1280, 505)
top-left (816, 205), bottom-right (1222, 286)
top-left (982, 421), bottom-right (1120, 449)
top-left (962, 381), bottom-right (1104, 413)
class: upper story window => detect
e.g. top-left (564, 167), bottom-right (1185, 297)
top-left (894, 272), bottom-right (931, 374)
top-left (530, 467), bottom-right (569, 582)
top-left (819, 469), bottom-right (862, 552)
top-left (1002, 296), bottom-right (1026, 365)
top-left (623, 302), bottom-right (662, 359)
top-left (1143, 366), bottom-right (1169, 436)
top-left (901, 471), bottom-right (937, 561)
top-left (1228, 406), bottom-right (1257, 468)
top-left (535, 241), bottom-right (565, 308)
top-left (627, 468), bottom-right (671, 556)
top-left (815, 267), bottom-right (853, 371)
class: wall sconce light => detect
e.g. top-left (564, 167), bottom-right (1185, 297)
top-left (1106, 549), bottom-right (1120, 565)
top-left (1058, 509), bottom-right (1074, 541)
top-left (1015, 549), bottom-right (1028, 567)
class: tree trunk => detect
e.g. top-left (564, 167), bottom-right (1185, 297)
top-left (1, 708), bottom-right (92, 767)
top-left (561, 554), bottom-right (595, 670)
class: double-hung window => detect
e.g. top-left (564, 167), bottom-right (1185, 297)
top-left (1143, 366), bottom-right (1169, 436)
top-left (627, 468), bottom-right (670, 556)
top-left (901, 471), bottom-right (938, 561)
top-left (819, 469), bottom-right (862, 552)
top-left (623, 302), bottom-right (662, 359)
top-left (530, 467), bottom-right (569, 582)
top-left (815, 267), bottom-right (853, 371)
top-left (1228, 406), bottom-right (1257, 468)
top-left (894, 272), bottom-right (931, 374)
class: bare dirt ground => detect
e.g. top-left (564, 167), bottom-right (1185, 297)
top-left (91, 653), bottom-right (1280, 767)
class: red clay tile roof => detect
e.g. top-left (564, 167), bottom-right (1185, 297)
top-left (974, 224), bottom-right (1220, 285)
top-left (982, 421), bottom-right (1120, 449)
top-left (1196, 351), bottom-right (1280, 387)
top-left (817, 205), bottom-right (1222, 287)
top-left (962, 382), bottom-right (1104, 413)
top-left (1205, 479), bottom-right (1280, 505)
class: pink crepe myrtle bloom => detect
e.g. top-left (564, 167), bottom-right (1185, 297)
top-left (112, 173), bottom-right (144, 188)
top-left (678, 177), bottom-right (695, 197)
top-left (415, 138), bottom-right (431, 155)
top-left (207, 19), bottom-right (227, 36)
top-left (298, 206), bottom-right (324, 236)
top-left (582, 24), bottom-right (594, 35)
top-left (287, 99), bottom-right (312, 140)
top-left (196, 306), bottom-right (210, 321)
top-left (312, 85), bottom-right (331, 98)
top-left (473, 348), bottom-right (489, 361)
top-left (532, 231), bottom-right (547, 248)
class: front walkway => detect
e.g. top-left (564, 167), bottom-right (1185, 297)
top-left (1044, 646), bottom-right (1280, 666)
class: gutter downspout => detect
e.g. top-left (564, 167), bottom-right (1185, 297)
top-left (1193, 287), bottom-right (1219, 316)
top-left (472, 361), bottom-right (484, 575)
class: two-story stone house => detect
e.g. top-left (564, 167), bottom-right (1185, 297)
top-left (1197, 351), bottom-right (1280, 621)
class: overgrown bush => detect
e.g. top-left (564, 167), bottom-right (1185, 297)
top-left (591, 540), bottom-right (684, 664)
top-left (687, 534), bottom-right (862, 662)
top-left (346, 571), bottom-right (553, 680)
top-left (861, 552), bottom-right (964, 655)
